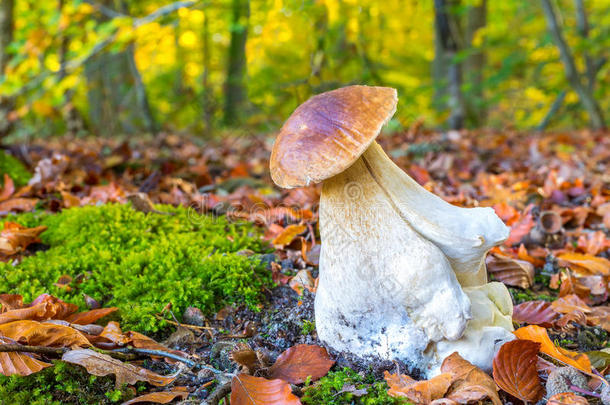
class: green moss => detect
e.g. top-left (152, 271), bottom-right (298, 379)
top-left (301, 320), bottom-right (315, 336)
top-left (0, 150), bottom-right (31, 187)
top-left (509, 287), bottom-right (555, 304)
top-left (301, 368), bottom-right (411, 405)
top-left (0, 361), bottom-right (137, 405)
top-left (0, 203), bottom-right (272, 333)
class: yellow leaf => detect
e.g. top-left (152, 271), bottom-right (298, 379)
top-left (272, 224), bottom-right (306, 247)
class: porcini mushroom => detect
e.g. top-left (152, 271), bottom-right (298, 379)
top-left (270, 85), bottom-right (514, 375)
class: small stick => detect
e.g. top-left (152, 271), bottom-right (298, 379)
top-left (154, 314), bottom-right (214, 330)
top-left (206, 381), bottom-right (232, 405)
top-left (0, 344), bottom-right (66, 356)
top-left (569, 385), bottom-right (601, 398)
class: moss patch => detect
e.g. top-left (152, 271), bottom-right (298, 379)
top-left (0, 150), bottom-right (31, 187)
top-left (0, 361), bottom-right (139, 404)
top-left (301, 368), bottom-right (410, 405)
top-left (0, 203), bottom-right (272, 332)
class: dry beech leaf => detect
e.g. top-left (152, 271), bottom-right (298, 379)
top-left (512, 301), bottom-right (559, 327)
top-left (384, 371), bottom-right (452, 404)
top-left (551, 294), bottom-right (591, 315)
top-left (505, 211), bottom-right (535, 246)
top-left (0, 336), bottom-right (52, 376)
top-left (268, 344), bottom-right (334, 384)
top-left (65, 307), bottom-right (118, 325)
top-left (547, 392), bottom-right (589, 405)
top-left (0, 175), bottom-right (15, 202)
top-left (0, 320), bottom-right (91, 347)
top-left (557, 253), bottom-right (610, 276)
top-left (587, 306), bottom-right (610, 332)
top-left (0, 198), bottom-right (38, 214)
top-left (440, 352), bottom-right (501, 405)
top-left (121, 387), bottom-right (189, 404)
top-left (62, 349), bottom-right (177, 387)
top-left (230, 374), bottom-right (301, 405)
top-left (492, 340), bottom-right (543, 402)
top-left (272, 224), bottom-right (307, 247)
top-left (486, 253), bottom-right (534, 289)
top-left (0, 294), bottom-right (23, 312)
top-left (100, 321), bottom-right (130, 346)
top-left (0, 222), bottom-right (47, 256)
top-left (288, 270), bottom-right (316, 295)
top-left (514, 325), bottom-right (591, 373)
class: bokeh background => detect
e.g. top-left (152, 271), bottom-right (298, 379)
top-left (0, 0), bottom-right (608, 139)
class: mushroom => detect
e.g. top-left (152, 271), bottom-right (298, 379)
top-left (270, 85), bottom-right (514, 375)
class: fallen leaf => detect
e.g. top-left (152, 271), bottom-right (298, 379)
top-left (586, 350), bottom-right (610, 372)
top-left (99, 321), bottom-right (130, 346)
top-left (288, 270), bottom-right (316, 295)
top-left (0, 320), bottom-right (91, 347)
top-left (547, 392), bottom-right (589, 404)
top-left (0, 336), bottom-right (52, 376)
top-left (587, 306), bottom-right (610, 332)
top-left (384, 371), bottom-right (452, 404)
top-left (512, 301), bottom-right (559, 327)
top-left (121, 387), bottom-right (189, 404)
top-left (65, 307), bottom-right (118, 325)
top-left (551, 294), bottom-right (591, 315)
top-left (62, 349), bottom-right (177, 387)
top-left (0, 198), bottom-right (38, 214)
top-left (514, 325), bottom-right (591, 373)
top-left (230, 374), bottom-right (301, 405)
top-left (505, 211), bottom-right (535, 246)
top-left (0, 175), bottom-right (15, 202)
top-left (486, 253), bottom-right (535, 289)
top-left (0, 222), bottom-right (47, 256)
top-left (492, 340), bottom-right (543, 402)
top-left (0, 297), bottom-right (78, 325)
top-left (441, 352), bottom-right (501, 405)
top-left (557, 253), bottom-right (610, 276)
top-left (268, 344), bottom-right (334, 384)
top-left (272, 224), bottom-right (307, 247)
top-left (0, 294), bottom-right (23, 312)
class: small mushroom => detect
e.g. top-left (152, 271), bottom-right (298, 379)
top-left (270, 85), bottom-right (514, 375)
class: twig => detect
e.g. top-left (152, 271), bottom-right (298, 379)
top-left (154, 314), bottom-right (215, 331)
top-left (205, 381), bottom-right (232, 405)
top-left (113, 346), bottom-right (197, 368)
top-left (0, 344), bottom-right (66, 356)
top-left (570, 384), bottom-right (601, 398)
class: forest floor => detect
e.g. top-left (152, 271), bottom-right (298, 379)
top-left (0, 128), bottom-right (608, 404)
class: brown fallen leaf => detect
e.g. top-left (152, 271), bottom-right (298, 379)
top-left (504, 210), bottom-right (535, 246)
top-left (587, 306), bottom-right (610, 332)
top-left (272, 224), bottom-right (307, 247)
top-left (512, 301), bottom-right (559, 327)
top-left (557, 253), bottom-right (610, 276)
top-left (121, 387), bottom-right (189, 404)
top-left (230, 374), bottom-right (301, 405)
top-left (0, 198), bottom-right (38, 214)
top-left (99, 321), bottom-right (130, 346)
top-left (268, 344), bottom-right (334, 384)
top-left (486, 253), bottom-right (534, 289)
top-left (0, 175), bottom-right (15, 202)
top-left (62, 349), bottom-right (177, 387)
top-left (384, 371), bottom-right (452, 404)
top-left (0, 336), bottom-right (52, 376)
top-left (492, 340), bottom-right (543, 402)
top-left (65, 307), bottom-right (118, 325)
top-left (0, 294), bottom-right (23, 312)
top-left (0, 222), bottom-right (47, 256)
top-left (0, 320), bottom-right (91, 347)
top-left (288, 269), bottom-right (316, 295)
top-left (514, 325), bottom-right (591, 373)
top-left (547, 392), bottom-right (589, 404)
top-left (440, 352), bottom-right (501, 405)
top-left (551, 294), bottom-right (591, 315)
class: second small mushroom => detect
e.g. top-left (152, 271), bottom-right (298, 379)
top-left (270, 85), bottom-right (514, 376)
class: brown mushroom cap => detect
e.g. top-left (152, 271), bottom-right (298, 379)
top-left (270, 85), bottom-right (398, 188)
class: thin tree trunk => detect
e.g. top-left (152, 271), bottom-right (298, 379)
top-left (434, 0), bottom-right (464, 129)
top-left (126, 43), bottom-right (158, 134)
top-left (0, 0), bottom-right (15, 137)
top-left (540, 0), bottom-right (605, 129)
top-left (202, 10), bottom-right (212, 135)
top-left (223, 0), bottom-right (249, 125)
top-left (465, 0), bottom-right (486, 126)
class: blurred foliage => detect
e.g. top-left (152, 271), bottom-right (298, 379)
top-left (0, 0), bottom-right (608, 137)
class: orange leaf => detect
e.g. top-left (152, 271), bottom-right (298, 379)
top-left (505, 211), bottom-right (535, 246)
top-left (513, 325), bottom-right (591, 373)
top-left (0, 198), bottom-right (38, 213)
top-left (441, 352), bottom-right (502, 405)
top-left (62, 349), bottom-right (177, 387)
top-left (0, 320), bottom-right (91, 347)
top-left (0, 295), bottom-right (78, 325)
top-left (288, 270), bottom-right (316, 295)
top-left (0, 222), bottom-right (47, 256)
top-left (0, 175), bottom-right (15, 202)
top-left (492, 340), bottom-right (543, 402)
top-left (0, 337), bottom-right (52, 376)
top-left (513, 301), bottom-right (559, 327)
top-left (65, 307), bottom-right (118, 325)
top-left (272, 224), bottom-right (307, 247)
top-left (547, 392), bottom-right (589, 405)
top-left (99, 321), bottom-right (130, 346)
top-left (230, 374), bottom-right (301, 405)
top-left (551, 294), bottom-right (591, 315)
top-left (268, 344), bottom-right (334, 384)
top-left (384, 371), bottom-right (452, 404)
top-left (486, 253), bottom-right (534, 289)
top-left (121, 387), bottom-right (189, 404)
top-left (557, 253), bottom-right (610, 276)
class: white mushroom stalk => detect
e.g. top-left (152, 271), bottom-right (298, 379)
top-left (270, 85), bottom-right (515, 376)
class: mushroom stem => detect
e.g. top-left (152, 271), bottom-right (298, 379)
top-left (359, 142), bottom-right (509, 287)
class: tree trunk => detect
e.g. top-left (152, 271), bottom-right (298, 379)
top-left (540, 0), bottom-right (605, 129)
top-left (202, 10), bottom-right (213, 135)
top-left (0, 0), bottom-right (14, 137)
top-left (433, 0), bottom-right (464, 130)
top-left (223, 0), bottom-right (249, 126)
top-left (464, 0), bottom-right (486, 126)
